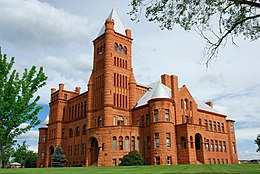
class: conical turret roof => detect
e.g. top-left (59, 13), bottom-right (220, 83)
top-left (97, 9), bottom-right (126, 37)
top-left (41, 115), bottom-right (49, 128)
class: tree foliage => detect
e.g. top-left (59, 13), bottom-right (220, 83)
top-left (12, 141), bottom-right (37, 168)
top-left (120, 150), bottom-right (144, 166)
top-left (129, 0), bottom-right (260, 66)
top-left (1, 141), bottom-right (15, 168)
top-left (51, 145), bottom-right (67, 167)
top-left (0, 50), bottom-right (47, 168)
top-left (255, 134), bottom-right (260, 152)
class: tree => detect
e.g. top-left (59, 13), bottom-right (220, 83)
top-left (255, 134), bottom-right (260, 152)
top-left (1, 141), bottom-right (15, 168)
top-left (129, 0), bottom-right (260, 66)
top-left (51, 145), bottom-right (67, 167)
top-left (120, 150), bottom-right (144, 166)
top-left (12, 141), bottom-right (37, 168)
top-left (0, 50), bottom-right (47, 168)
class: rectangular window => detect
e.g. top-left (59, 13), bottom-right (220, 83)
top-left (165, 109), bottom-right (169, 122)
top-left (41, 134), bottom-right (46, 143)
top-left (154, 109), bottom-right (158, 122)
top-left (62, 128), bottom-right (65, 139)
top-left (209, 121), bottom-right (212, 131)
top-left (211, 140), bottom-right (214, 151)
top-left (223, 141), bottom-right (226, 152)
top-left (41, 150), bottom-right (45, 159)
top-left (146, 114), bottom-right (150, 126)
top-left (213, 121), bottom-right (216, 132)
top-left (221, 123), bottom-right (225, 133)
top-left (166, 133), bottom-right (171, 148)
top-left (185, 116), bottom-right (189, 123)
top-left (155, 133), bottom-right (160, 148)
top-left (219, 141), bottom-right (222, 152)
top-left (112, 158), bottom-right (117, 166)
top-left (215, 140), bottom-right (218, 152)
top-left (141, 115), bottom-right (144, 126)
top-left (167, 156), bottom-right (172, 165)
top-left (217, 122), bottom-right (220, 132)
top-left (147, 136), bottom-right (150, 150)
top-left (155, 156), bottom-right (160, 165)
top-left (137, 117), bottom-right (140, 126)
top-left (205, 120), bottom-right (208, 130)
top-left (232, 142), bottom-right (236, 153)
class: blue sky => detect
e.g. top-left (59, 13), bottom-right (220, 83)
top-left (1, 0), bottom-right (259, 159)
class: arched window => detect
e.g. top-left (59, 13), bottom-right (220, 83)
top-left (190, 136), bottom-right (194, 148)
top-left (69, 128), bottom-right (73, 138)
top-left (131, 136), bottom-right (135, 150)
top-left (137, 137), bottom-right (140, 151)
top-left (83, 124), bottom-right (87, 135)
top-left (98, 116), bottom-right (102, 127)
top-left (114, 43), bottom-right (118, 51)
top-left (119, 136), bottom-right (123, 150)
top-left (119, 44), bottom-right (123, 53)
top-left (113, 136), bottom-right (117, 150)
top-left (76, 127), bottom-right (80, 136)
top-left (181, 137), bottom-right (186, 149)
top-left (123, 46), bottom-right (127, 54)
top-left (125, 136), bottom-right (129, 150)
top-left (118, 116), bottom-right (124, 125)
top-left (184, 99), bottom-right (188, 110)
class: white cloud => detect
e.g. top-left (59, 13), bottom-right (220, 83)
top-left (0, 0), bottom-right (92, 50)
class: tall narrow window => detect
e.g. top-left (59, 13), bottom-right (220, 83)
top-left (230, 125), bottom-right (234, 134)
top-left (213, 121), bottom-right (216, 132)
top-left (155, 156), bottom-right (160, 165)
top-left (147, 136), bottom-right (150, 150)
top-left (167, 156), bottom-right (172, 165)
top-left (62, 129), bottom-right (65, 139)
top-left (223, 141), bottom-right (226, 152)
top-left (221, 123), bottom-right (225, 133)
top-left (146, 114), bottom-right (150, 126)
top-left (125, 136), bottom-right (129, 150)
top-left (41, 135), bottom-right (46, 143)
top-left (83, 124), bottom-right (87, 135)
top-left (219, 141), bottom-right (222, 152)
top-left (154, 109), bottom-right (158, 122)
top-left (113, 136), bottom-right (117, 150)
top-left (141, 115), bottom-right (144, 126)
top-left (137, 137), bottom-right (140, 151)
top-left (181, 137), bottom-right (186, 149)
top-left (113, 116), bottom-right (116, 125)
top-left (215, 140), bottom-right (218, 152)
top-left (165, 109), bottom-right (169, 122)
top-left (232, 142), bottom-right (236, 153)
top-left (119, 136), bottom-right (123, 150)
top-left (166, 133), bottom-right (171, 148)
top-left (98, 116), bottom-right (102, 127)
top-left (76, 127), bottom-right (80, 136)
top-left (69, 128), bottom-right (73, 138)
top-left (155, 133), bottom-right (160, 148)
top-left (211, 140), bottom-right (214, 151)
top-left (217, 122), bottom-right (220, 132)
top-left (131, 136), bottom-right (135, 150)
top-left (209, 121), bottom-right (212, 131)
top-left (205, 120), bottom-right (208, 130)
top-left (41, 150), bottom-right (45, 159)
top-left (137, 117), bottom-right (140, 126)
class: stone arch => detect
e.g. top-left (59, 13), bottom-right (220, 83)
top-left (89, 137), bottom-right (99, 166)
top-left (48, 145), bottom-right (54, 167)
top-left (195, 133), bottom-right (204, 163)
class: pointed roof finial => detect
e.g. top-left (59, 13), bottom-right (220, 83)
top-left (97, 9), bottom-right (126, 37)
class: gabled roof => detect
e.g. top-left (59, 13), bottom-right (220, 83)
top-left (97, 9), bottom-right (126, 37)
top-left (194, 98), bottom-right (225, 115)
top-left (135, 82), bottom-right (172, 108)
top-left (41, 115), bottom-right (49, 128)
top-left (134, 81), bottom-right (225, 115)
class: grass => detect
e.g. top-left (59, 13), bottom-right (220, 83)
top-left (0, 164), bottom-right (260, 174)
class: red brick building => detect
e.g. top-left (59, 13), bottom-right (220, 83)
top-left (37, 9), bottom-right (238, 167)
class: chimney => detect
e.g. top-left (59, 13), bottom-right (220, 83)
top-left (51, 88), bottom-right (56, 94)
top-left (206, 101), bottom-right (213, 107)
top-left (125, 29), bottom-right (132, 38)
top-left (59, 83), bottom-right (64, 91)
top-left (75, 87), bottom-right (81, 94)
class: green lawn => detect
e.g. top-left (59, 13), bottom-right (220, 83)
top-left (0, 164), bottom-right (260, 174)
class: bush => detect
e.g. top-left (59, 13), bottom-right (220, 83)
top-left (120, 150), bottom-right (144, 166)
